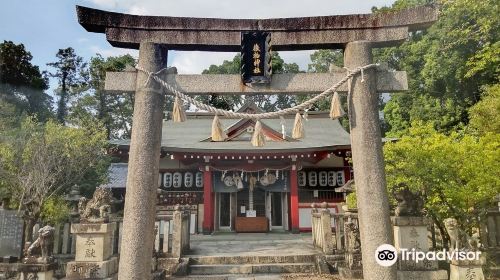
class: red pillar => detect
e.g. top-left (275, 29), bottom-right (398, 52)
top-left (344, 152), bottom-right (352, 182)
top-left (202, 166), bottom-right (214, 234)
top-left (290, 165), bottom-right (299, 233)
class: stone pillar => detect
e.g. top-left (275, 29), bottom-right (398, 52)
top-left (202, 166), bottom-right (214, 234)
top-left (450, 260), bottom-right (485, 280)
top-left (392, 217), bottom-right (448, 280)
top-left (65, 223), bottom-right (118, 279)
top-left (118, 43), bottom-right (167, 280)
top-left (344, 41), bottom-right (397, 280)
top-left (290, 165), bottom-right (299, 233)
top-left (171, 206), bottom-right (183, 258)
top-left (320, 204), bottom-right (334, 254)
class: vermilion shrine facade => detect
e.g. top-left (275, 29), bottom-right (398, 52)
top-left (107, 102), bottom-right (354, 234)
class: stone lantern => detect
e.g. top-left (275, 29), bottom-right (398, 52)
top-left (65, 185), bottom-right (82, 223)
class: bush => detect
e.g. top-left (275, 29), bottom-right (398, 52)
top-left (40, 196), bottom-right (71, 225)
top-left (346, 192), bottom-right (357, 210)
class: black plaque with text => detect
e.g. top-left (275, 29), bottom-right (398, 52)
top-left (0, 209), bottom-right (24, 258)
top-left (241, 31), bottom-right (271, 84)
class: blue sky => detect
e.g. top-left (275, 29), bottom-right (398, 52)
top-left (0, 0), bottom-right (396, 92)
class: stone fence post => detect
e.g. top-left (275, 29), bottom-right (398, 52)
top-left (311, 204), bottom-right (319, 247)
top-left (320, 203), bottom-right (334, 255)
top-left (171, 205), bottom-right (183, 258)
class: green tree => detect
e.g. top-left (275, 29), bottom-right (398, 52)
top-left (468, 84), bottom-right (500, 136)
top-left (299, 49), bottom-right (348, 127)
top-left (0, 41), bottom-right (52, 127)
top-left (374, 0), bottom-right (499, 135)
top-left (0, 118), bottom-right (110, 240)
top-left (47, 48), bottom-right (88, 124)
top-left (307, 49), bottom-right (343, 73)
top-left (384, 122), bottom-right (500, 244)
top-left (200, 55), bottom-right (244, 110)
top-left (70, 54), bottom-right (136, 139)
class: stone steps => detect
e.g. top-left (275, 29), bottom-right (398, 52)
top-left (189, 262), bottom-right (317, 275)
top-left (169, 273), bottom-right (339, 280)
top-left (168, 274), bottom-right (282, 280)
top-left (188, 254), bottom-right (317, 265)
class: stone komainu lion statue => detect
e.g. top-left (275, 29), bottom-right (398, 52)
top-left (393, 187), bottom-right (423, 216)
top-left (444, 218), bottom-right (481, 251)
top-left (24, 225), bottom-right (55, 264)
top-left (345, 221), bottom-right (361, 252)
top-left (78, 187), bottom-right (113, 223)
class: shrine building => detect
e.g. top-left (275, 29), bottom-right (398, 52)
top-left (106, 102), bottom-right (353, 234)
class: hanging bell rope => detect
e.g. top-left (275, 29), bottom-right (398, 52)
top-left (329, 92), bottom-right (345, 120)
top-left (251, 120), bottom-right (266, 147)
top-left (292, 112), bottom-right (305, 139)
top-left (172, 96), bottom-right (186, 122)
top-left (211, 115), bottom-right (227, 142)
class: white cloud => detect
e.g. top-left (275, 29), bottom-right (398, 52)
top-left (77, 38), bottom-right (89, 43)
top-left (89, 45), bottom-right (139, 58)
top-left (85, 0), bottom-right (396, 18)
top-left (279, 51), bottom-right (316, 71)
top-left (128, 5), bottom-right (149, 16)
top-left (169, 51), bottom-right (237, 74)
top-left (85, 0), bottom-right (121, 10)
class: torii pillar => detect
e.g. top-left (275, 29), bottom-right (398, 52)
top-left (345, 41), bottom-right (396, 278)
top-left (118, 43), bottom-right (167, 279)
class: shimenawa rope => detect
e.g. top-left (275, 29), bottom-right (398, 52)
top-left (135, 63), bottom-right (378, 120)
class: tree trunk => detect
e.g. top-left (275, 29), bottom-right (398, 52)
top-left (97, 90), bottom-right (111, 139)
top-left (24, 217), bottom-right (35, 245)
top-left (57, 75), bottom-right (68, 124)
top-left (432, 216), bottom-right (449, 249)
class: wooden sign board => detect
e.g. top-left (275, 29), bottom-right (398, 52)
top-left (241, 32), bottom-right (271, 84)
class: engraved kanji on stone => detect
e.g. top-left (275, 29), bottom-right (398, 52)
top-left (409, 240), bottom-right (421, 250)
top-left (409, 227), bottom-right (419, 238)
top-left (85, 248), bottom-right (96, 258)
top-left (466, 268), bottom-right (477, 280)
top-left (85, 237), bottom-right (95, 246)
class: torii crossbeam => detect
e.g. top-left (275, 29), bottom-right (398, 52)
top-left (76, 5), bottom-right (437, 280)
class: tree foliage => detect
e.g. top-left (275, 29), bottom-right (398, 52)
top-left (0, 41), bottom-right (51, 127)
top-left (307, 49), bottom-right (343, 73)
top-left (47, 48), bottom-right (88, 124)
top-left (374, 0), bottom-right (499, 136)
top-left (468, 84), bottom-right (500, 136)
top-left (384, 122), bottom-right (500, 238)
top-left (40, 196), bottom-right (71, 225)
top-left (0, 118), bottom-right (110, 237)
top-left (70, 54), bottom-right (136, 139)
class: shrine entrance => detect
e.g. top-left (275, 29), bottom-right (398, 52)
top-left (216, 190), bottom-right (288, 232)
top-left (214, 170), bottom-right (290, 233)
top-left (267, 191), bottom-right (288, 230)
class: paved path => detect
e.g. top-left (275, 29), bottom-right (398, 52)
top-left (171, 274), bottom-right (340, 280)
top-left (186, 233), bottom-right (320, 257)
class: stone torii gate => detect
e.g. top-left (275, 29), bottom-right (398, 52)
top-left (76, 5), bottom-right (437, 280)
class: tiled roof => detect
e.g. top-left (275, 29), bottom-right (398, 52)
top-left (110, 114), bottom-right (351, 152)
